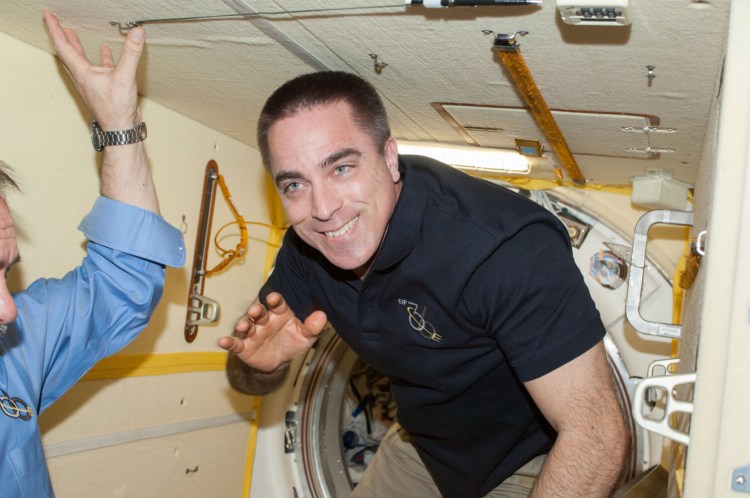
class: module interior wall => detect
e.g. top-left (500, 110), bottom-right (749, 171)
top-left (1, 28), bottom-right (265, 497)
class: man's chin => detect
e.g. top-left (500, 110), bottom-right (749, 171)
top-left (320, 252), bottom-right (372, 276)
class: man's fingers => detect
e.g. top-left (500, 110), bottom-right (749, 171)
top-left (266, 292), bottom-right (290, 316)
top-left (303, 310), bottom-right (328, 339)
top-left (248, 302), bottom-right (268, 324)
top-left (218, 336), bottom-right (245, 354)
top-left (114, 27), bottom-right (145, 79)
top-left (234, 314), bottom-right (255, 334)
top-left (100, 45), bottom-right (114, 68)
top-left (63, 27), bottom-right (85, 56)
top-left (44, 13), bottom-right (81, 61)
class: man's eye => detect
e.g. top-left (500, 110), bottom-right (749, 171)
top-left (334, 165), bottom-right (350, 175)
top-left (283, 181), bottom-right (301, 194)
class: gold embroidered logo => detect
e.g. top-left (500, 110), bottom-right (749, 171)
top-left (399, 299), bottom-right (442, 343)
top-left (1, 389), bottom-right (34, 421)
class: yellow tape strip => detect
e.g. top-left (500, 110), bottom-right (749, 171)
top-left (494, 41), bottom-right (586, 186)
top-left (244, 173), bottom-right (289, 497)
top-left (664, 237), bottom-right (691, 495)
top-left (82, 352), bottom-right (227, 380)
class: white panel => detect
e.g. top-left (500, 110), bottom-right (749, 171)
top-left (440, 105), bottom-right (655, 158)
top-left (684, 0), bottom-right (750, 495)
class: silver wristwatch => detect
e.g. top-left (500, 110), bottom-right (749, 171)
top-left (90, 119), bottom-right (148, 152)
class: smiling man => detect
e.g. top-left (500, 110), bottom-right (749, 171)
top-left (220, 71), bottom-right (628, 498)
top-left (267, 99), bottom-right (401, 277)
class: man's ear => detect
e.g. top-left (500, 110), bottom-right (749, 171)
top-left (384, 137), bottom-right (400, 183)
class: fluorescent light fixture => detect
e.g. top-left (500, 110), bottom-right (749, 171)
top-left (397, 141), bottom-right (530, 174)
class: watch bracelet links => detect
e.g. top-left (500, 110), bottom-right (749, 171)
top-left (90, 119), bottom-right (147, 151)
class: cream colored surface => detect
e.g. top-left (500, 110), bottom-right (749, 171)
top-left (1, 28), bottom-right (267, 497)
top-left (683, 0), bottom-right (750, 496)
top-left (0, 0), bottom-right (731, 187)
top-left (0, 1), bottom-right (747, 497)
top-left (44, 423), bottom-right (251, 497)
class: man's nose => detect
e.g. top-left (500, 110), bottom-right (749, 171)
top-left (310, 184), bottom-right (342, 221)
top-left (0, 280), bottom-right (18, 325)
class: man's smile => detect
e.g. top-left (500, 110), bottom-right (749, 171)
top-left (323, 216), bottom-right (358, 239)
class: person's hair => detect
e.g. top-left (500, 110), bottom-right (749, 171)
top-left (0, 161), bottom-right (20, 198)
top-left (257, 71), bottom-right (391, 170)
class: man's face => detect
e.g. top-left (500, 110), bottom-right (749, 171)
top-left (268, 100), bottom-right (401, 278)
top-left (0, 196), bottom-right (19, 328)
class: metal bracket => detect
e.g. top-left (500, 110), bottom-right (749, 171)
top-left (284, 410), bottom-right (297, 454)
top-left (184, 161), bottom-right (221, 342)
top-left (621, 125), bottom-right (678, 134)
top-left (186, 292), bottom-right (220, 327)
top-left (647, 358), bottom-right (680, 377)
top-left (491, 30), bottom-right (528, 52)
top-left (626, 210), bottom-right (694, 338)
top-left (732, 464), bottom-right (750, 492)
top-left (691, 229), bottom-right (707, 257)
top-left (633, 371), bottom-right (695, 446)
top-left (626, 146), bottom-right (676, 157)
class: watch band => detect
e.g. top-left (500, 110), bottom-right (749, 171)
top-left (90, 119), bottom-right (148, 152)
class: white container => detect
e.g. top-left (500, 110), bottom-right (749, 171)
top-left (631, 173), bottom-right (691, 210)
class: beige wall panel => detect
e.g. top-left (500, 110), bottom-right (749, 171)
top-left (46, 422), bottom-right (251, 498)
top-left (1, 22), bottom-right (268, 498)
top-left (39, 372), bottom-right (253, 444)
top-left (0, 28), bottom-right (272, 353)
top-left (683, 0), bottom-right (750, 496)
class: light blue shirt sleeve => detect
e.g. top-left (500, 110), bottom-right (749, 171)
top-left (18, 196), bottom-right (185, 410)
top-left (1, 197), bottom-right (185, 497)
top-left (79, 196), bottom-right (186, 268)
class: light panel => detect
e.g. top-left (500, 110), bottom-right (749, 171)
top-left (397, 141), bottom-right (530, 174)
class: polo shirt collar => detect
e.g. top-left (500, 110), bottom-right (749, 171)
top-left (370, 157), bottom-right (425, 272)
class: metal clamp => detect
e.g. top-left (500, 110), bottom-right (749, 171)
top-left (647, 358), bottom-right (680, 377)
top-left (284, 410), bottom-right (297, 454)
top-left (491, 30), bottom-right (528, 52)
top-left (733, 464), bottom-right (750, 493)
top-left (691, 230), bottom-right (707, 257)
top-left (626, 210), bottom-right (694, 338)
top-left (186, 290), bottom-right (220, 327)
top-left (633, 371), bottom-right (695, 446)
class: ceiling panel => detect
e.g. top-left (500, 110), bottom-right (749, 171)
top-left (0, 0), bottom-right (731, 186)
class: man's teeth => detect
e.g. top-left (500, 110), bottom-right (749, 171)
top-left (325, 217), bottom-right (357, 238)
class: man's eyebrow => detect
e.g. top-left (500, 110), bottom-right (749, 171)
top-left (274, 148), bottom-right (362, 188)
top-left (318, 148), bottom-right (361, 169)
top-left (274, 170), bottom-right (305, 187)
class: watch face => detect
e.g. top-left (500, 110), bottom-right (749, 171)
top-left (90, 119), bottom-right (104, 152)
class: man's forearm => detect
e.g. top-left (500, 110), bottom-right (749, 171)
top-left (529, 426), bottom-right (629, 497)
top-left (226, 353), bottom-right (290, 395)
top-left (100, 140), bottom-right (160, 215)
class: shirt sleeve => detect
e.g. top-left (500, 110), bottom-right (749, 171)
top-left (79, 196), bottom-right (186, 267)
top-left (12, 196), bottom-right (186, 413)
top-left (464, 220), bottom-right (605, 382)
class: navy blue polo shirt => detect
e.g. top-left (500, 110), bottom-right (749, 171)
top-left (261, 155), bottom-right (605, 498)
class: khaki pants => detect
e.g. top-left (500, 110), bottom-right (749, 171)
top-left (350, 424), bottom-right (544, 498)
